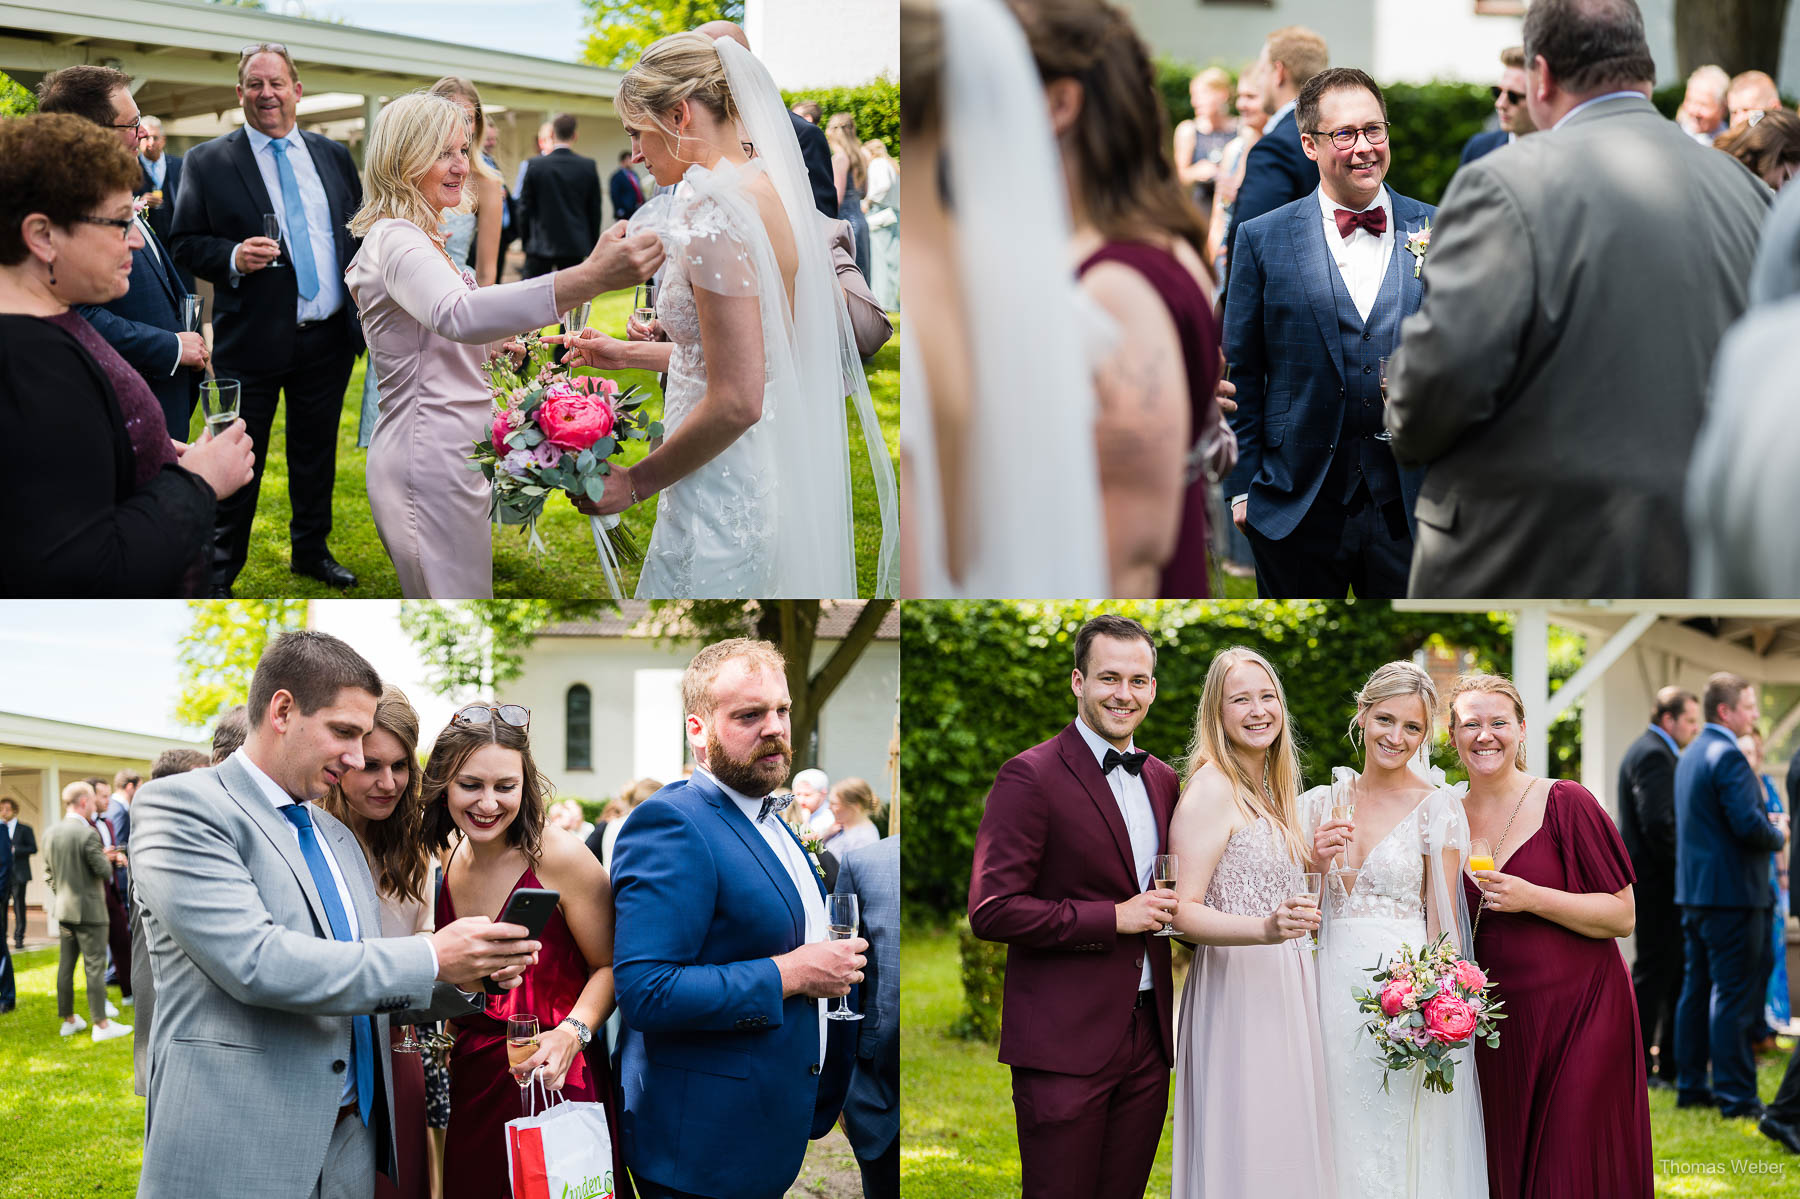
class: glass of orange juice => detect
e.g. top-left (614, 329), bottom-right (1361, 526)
top-left (1468, 837), bottom-right (1495, 874)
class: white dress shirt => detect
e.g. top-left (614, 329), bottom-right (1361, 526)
top-left (233, 125), bottom-right (346, 324)
top-left (3, 816), bottom-right (17, 841)
top-left (699, 765), bottom-right (828, 1060)
top-left (1318, 184), bottom-right (1394, 323)
top-left (1073, 716), bottom-right (1157, 991)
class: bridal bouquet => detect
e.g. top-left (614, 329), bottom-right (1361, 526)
top-left (1351, 933), bottom-right (1504, 1094)
top-left (472, 329), bottom-right (661, 597)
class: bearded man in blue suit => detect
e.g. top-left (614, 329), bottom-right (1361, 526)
top-left (612, 638), bottom-right (865, 1199)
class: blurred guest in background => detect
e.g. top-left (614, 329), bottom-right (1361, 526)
top-left (823, 778), bottom-right (882, 858)
top-left (1729, 70), bottom-right (1784, 129)
top-left (1173, 68), bottom-right (1236, 215)
top-left (1460, 46), bottom-right (1538, 165)
top-left (1227, 26), bottom-right (1329, 239)
top-left (828, 112), bottom-right (873, 280)
top-left (1680, 64), bottom-right (1732, 144)
top-left (1714, 107), bottom-right (1800, 191)
top-left (136, 116), bottom-right (193, 291)
top-left (863, 138), bottom-right (900, 311)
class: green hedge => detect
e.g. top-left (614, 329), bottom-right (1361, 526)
top-left (952, 919), bottom-right (1008, 1042)
top-left (1, 70), bottom-right (36, 116)
top-left (899, 601), bottom-right (1549, 920)
top-left (781, 75), bottom-right (899, 160)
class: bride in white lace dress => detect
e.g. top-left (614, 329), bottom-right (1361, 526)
top-left (561, 28), bottom-right (897, 598)
top-left (1301, 662), bottom-right (1488, 1199)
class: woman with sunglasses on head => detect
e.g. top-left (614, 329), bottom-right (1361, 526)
top-left (0, 112), bottom-right (253, 596)
top-left (317, 686), bottom-right (435, 1199)
top-left (423, 703), bottom-right (628, 1199)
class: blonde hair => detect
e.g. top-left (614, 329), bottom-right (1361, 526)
top-left (616, 31), bottom-right (739, 156)
top-left (349, 91), bottom-right (468, 243)
top-left (1447, 673), bottom-right (1528, 769)
top-left (1183, 647), bottom-right (1307, 863)
top-left (429, 76), bottom-right (502, 188)
top-left (827, 111), bottom-right (867, 191)
top-left (1348, 660), bottom-right (1439, 751)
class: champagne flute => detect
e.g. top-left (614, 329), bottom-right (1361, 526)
top-left (262, 214), bottom-right (286, 268)
top-left (1330, 792), bottom-right (1357, 869)
top-left (1151, 854), bottom-right (1179, 936)
top-left (506, 1014), bottom-right (540, 1088)
top-left (179, 293), bottom-right (203, 334)
top-left (632, 283), bottom-right (656, 328)
top-left (393, 1022), bottom-right (421, 1055)
top-left (199, 379), bottom-right (240, 438)
top-left (563, 299), bottom-right (592, 336)
top-left (1374, 356), bottom-right (1393, 441)
top-left (1298, 872), bottom-right (1323, 950)
top-left (1467, 837), bottom-right (1495, 874)
top-left (825, 893), bottom-right (864, 1022)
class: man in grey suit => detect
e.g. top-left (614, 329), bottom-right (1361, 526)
top-left (131, 630), bottom-right (542, 1199)
top-left (47, 780), bottom-right (130, 1041)
top-left (836, 835), bottom-right (899, 1199)
top-left (1386, 0), bottom-right (1771, 597)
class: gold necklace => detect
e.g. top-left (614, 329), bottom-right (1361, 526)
top-left (1471, 772), bottom-right (1535, 939)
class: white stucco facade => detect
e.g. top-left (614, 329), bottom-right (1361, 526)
top-left (744, 0), bottom-right (899, 89)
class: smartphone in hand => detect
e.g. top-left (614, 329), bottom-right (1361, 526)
top-left (483, 887), bottom-right (560, 995)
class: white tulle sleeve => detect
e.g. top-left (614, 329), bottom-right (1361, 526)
top-left (1423, 784), bottom-right (1474, 958)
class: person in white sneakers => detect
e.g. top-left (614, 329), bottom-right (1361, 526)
top-left (45, 781), bottom-right (131, 1042)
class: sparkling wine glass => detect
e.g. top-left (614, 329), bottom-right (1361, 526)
top-left (507, 1014), bottom-right (540, 1089)
top-left (1151, 854), bottom-right (1179, 936)
top-left (1298, 872), bottom-right (1323, 950)
top-left (199, 379), bottom-right (240, 437)
top-left (633, 283), bottom-right (656, 328)
top-left (179, 293), bottom-right (203, 334)
top-left (563, 299), bottom-right (592, 336)
top-left (1375, 356), bottom-right (1393, 441)
top-left (393, 1022), bottom-right (421, 1054)
top-left (1330, 792), bottom-right (1357, 869)
top-left (825, 893), bottom-right (864, 1022)
top-left (262, 214), bottom-right (286, 268)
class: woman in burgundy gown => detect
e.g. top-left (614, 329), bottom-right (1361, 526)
top-left (1010, 0), bottom-right (1225, 598)
top-left (422, 703), bottom-right (630, 1199)
top-left (1449, 674), bottom-right (1652, 1198)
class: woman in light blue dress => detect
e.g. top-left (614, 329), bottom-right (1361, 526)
top-left (863, 139), bottom-right (899, 311)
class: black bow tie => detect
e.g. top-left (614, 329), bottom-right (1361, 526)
top-left (758, 792), bottom-right (795, 822)
top-left (1103, 748), bottom-right (1148, 776)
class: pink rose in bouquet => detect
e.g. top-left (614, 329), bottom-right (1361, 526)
top-left (1378, 978), bottom-right (1415, 1017)
top-left (1421, 993), bottom-right (1479, 1045)
top-left (537, 382), bottom-right (617, 452)
top-left (1452, 959), bottom-right (1488, 992)
top-left (492, 408), bottom-right (518, 450)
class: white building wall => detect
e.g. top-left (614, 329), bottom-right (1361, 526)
top-left (1114, 0), bottom-right (1376, 77)
top-left (745, 0), bottom-right (900, 89)
top-left (1372, 0), bottom-right (1522, 85)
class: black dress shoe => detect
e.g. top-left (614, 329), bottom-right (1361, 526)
top-left (1677, 1090), bottom-right (1717, 1108)
top-left (1647, 1077), bottom-right (1676, 1091)
top-left (1761, 1113), bottom-right (1800, 1154)
top-left (291, 553), bottom-right (357, 589)
top-left (1721, 1102), bottom-right (1766, 1121)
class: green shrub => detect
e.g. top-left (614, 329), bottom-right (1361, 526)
top-left (1382, 81), bottom-right (1499, 208)
top-left (782, 75), bottom-right (899, 159)
top-left (0, 70), bottom-right (36, 116)
top-left (951, 918), bottom-right (1007, 1042)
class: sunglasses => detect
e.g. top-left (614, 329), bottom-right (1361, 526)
top-left (453, 704), bottom-right (530, 731)
top-left (1491, 86), bottom-right (1526, 105)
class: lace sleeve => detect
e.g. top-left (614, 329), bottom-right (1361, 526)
top-left (1423, 785), bottom-right (1474, 957)
top-left (672, 198), bottom-right (760, 299)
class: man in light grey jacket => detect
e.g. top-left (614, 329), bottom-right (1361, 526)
top-left (1387, 0), bottom-right (1771, 597)
top-left (131, 630), bottom-right (542, 1199)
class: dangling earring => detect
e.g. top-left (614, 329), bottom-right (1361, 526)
top-left (46, 258), bottom-right (55, 287)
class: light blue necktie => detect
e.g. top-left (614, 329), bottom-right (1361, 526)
top-left (279, 803), bottom-right (375, 1125)
top-left (269, 138), bottom-right (320, 300)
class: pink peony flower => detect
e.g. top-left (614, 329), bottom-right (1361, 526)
top-left (1421, 993), bottom-right (1479, 1045)
top-left (492, 408), bottom-right (516, 450)
top-left (1379, 978), bottom-right (1415, 1017)
top-left (536, 384), bottom-right (616, 452)
top-left (1452, 959), bottom-right (1487, 992)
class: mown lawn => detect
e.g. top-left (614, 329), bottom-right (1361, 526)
top-left (205, 289), bottom-right (900, 599)
top-left (901, 925), bottom-right (1798, 1198)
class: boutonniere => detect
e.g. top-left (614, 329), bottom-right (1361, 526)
top-left (1404, 222), bottom-right (1432, 278)
top-left (131, 195), bottom-right (150, 219)
top-left (799, 830), bottom-right (827, 881)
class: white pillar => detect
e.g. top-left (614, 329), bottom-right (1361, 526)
top-left (1513, 606), bottom-right (1550, 778)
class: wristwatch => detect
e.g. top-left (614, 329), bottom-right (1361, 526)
top-left (559, 1016), bottom-right (593, 1047)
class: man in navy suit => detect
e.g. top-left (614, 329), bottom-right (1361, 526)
top-left (1227, 26), bottom-right (1328, 245)
top-left (1460, 46), bottom-right (1538, 166)
top-left (1224, 67), bottom-right (1433, 598)
top-left (836, 835), bottom-right (899, 1199)
top-left (1673, 672), bottom-right (1789, 1118)
top-left (136, 116), bottom-right (194, 292)
top-left (609, 151), bottom-right (645, 223)
top-left (0, 816), bottom-right (13, 1013)
top-left (170, 44), bottom-right (366, 595)
top-left (612, 638), bottom-right (865, 1199)
top-left (36, 66), bottom-right (208, 440)
top-left (1618, 686), bottom-right (1700, 1088)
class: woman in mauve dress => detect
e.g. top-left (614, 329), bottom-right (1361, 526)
top-left (1449, 673), bottom-right (1651, 1199)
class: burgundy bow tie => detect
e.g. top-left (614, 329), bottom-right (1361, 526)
top-left (1334, 206), bottom-right (1387, 239)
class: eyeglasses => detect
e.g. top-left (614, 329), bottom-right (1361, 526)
top-left (107, 115), bottom-right (142, 132)
top-left (453, 704), bottom-right (530, 731)
top-left (74, 215), bottom-right (135, 241)
top-left (240, 42), bottom-right (289, 57)
top-left (1491, 86), bottom-right (1526, 105)
top-left (1309, 122), bottom-right (1390, 150)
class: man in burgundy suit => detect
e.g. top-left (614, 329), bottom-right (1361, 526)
top-left (968, 614), bottom-right (1179, 1199)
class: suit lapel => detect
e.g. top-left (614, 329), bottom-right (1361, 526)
top-left (316, 808), bottom-right (380, 940)
top-left (1056, 724), bottom-right (1139, 888)
top-left (692, 773), bottom-right (806, 941)
top-left (215, 757), bottom-right (334, 937)
top-left (136, 223), bottom-right (181, 307)
top-left (1292, 194), bottom-right (1347, 383)
top-left (228, 129), bottom-right (276, 222)
top-left (1391, 194), bottom-right (1427, 315)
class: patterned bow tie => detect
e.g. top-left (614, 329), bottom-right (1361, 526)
top-left (1103, 748), bottom-right (1149, 777)
top-left (758, 792), bottom-right (796, 822)
top-left (1334, 206), bottom-right (1387, 239)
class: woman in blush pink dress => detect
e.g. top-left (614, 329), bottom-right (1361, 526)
top-left (346, 92), bottom-right (663, 598)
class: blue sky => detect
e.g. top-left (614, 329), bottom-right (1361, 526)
top-left (307, 0), bottom-right (590, 63)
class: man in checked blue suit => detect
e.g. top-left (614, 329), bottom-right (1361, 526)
top-left (1224, 66), bottom-right (1433, 598)
top-left (613, 638), bottom-right (866, 1199)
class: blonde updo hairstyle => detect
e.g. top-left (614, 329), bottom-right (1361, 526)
top-left (429, 75), bottom-right (503, 189)
top-left (1347, 660), bottom-right (1439, 751)
top-left (616, 32), bottom-right (740, 164)
top-left (1447, 673), bottom-right (1529, 769)
top-left (349, 91), bottom-right (469, 243)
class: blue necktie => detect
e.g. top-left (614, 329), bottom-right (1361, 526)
top-left (279, 803), bottom-right (374, 1125)
top-left (269, 138), bottom-right (320, 300)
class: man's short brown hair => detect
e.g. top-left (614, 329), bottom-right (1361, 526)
top-left (1265, 26), bottom-right (1329, 92)
top-left (112, 769), bottom-right (141, 791)
top-left (551, 113), bottom-right (577, 141)
top-left (211, 704), bottom-right (248, 763)
top-left (1702, 672), bottom-right (1752, 724)
top-left (1652, 686), bottom-right (1697, 724)
top-left (1296, 67), bottom-right (1387, 139)
top-left (1500, 45), bottom-right (1526, 71)
top-left (0, 797), bottom-right (17, 814)
top-left (150, 748), bottom-right (212, 779)
top-left (36, 65), bottom-right (131, 128)
top-left (682, 639), bottom-right (787, 720)
top-left (246, 631), bottom-right (381, 729)
top-left (1073, 614), bottom-right (1156, 677)
top-left (238, 44), bottom-right (300, 88)
top-left (1523, 0), bottom-right (1655, 95)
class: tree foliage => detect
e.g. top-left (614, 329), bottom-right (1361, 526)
top-left (398, 601), bottom-right (614, 697)
top-left (580, 0), bottom-right (745, 71)
top-left (174, 600), bottom-right (311, 729)
top-left (900, 600), bottom-right (1540, 920)
top-left (0, 71), bottom-right (36, 117)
